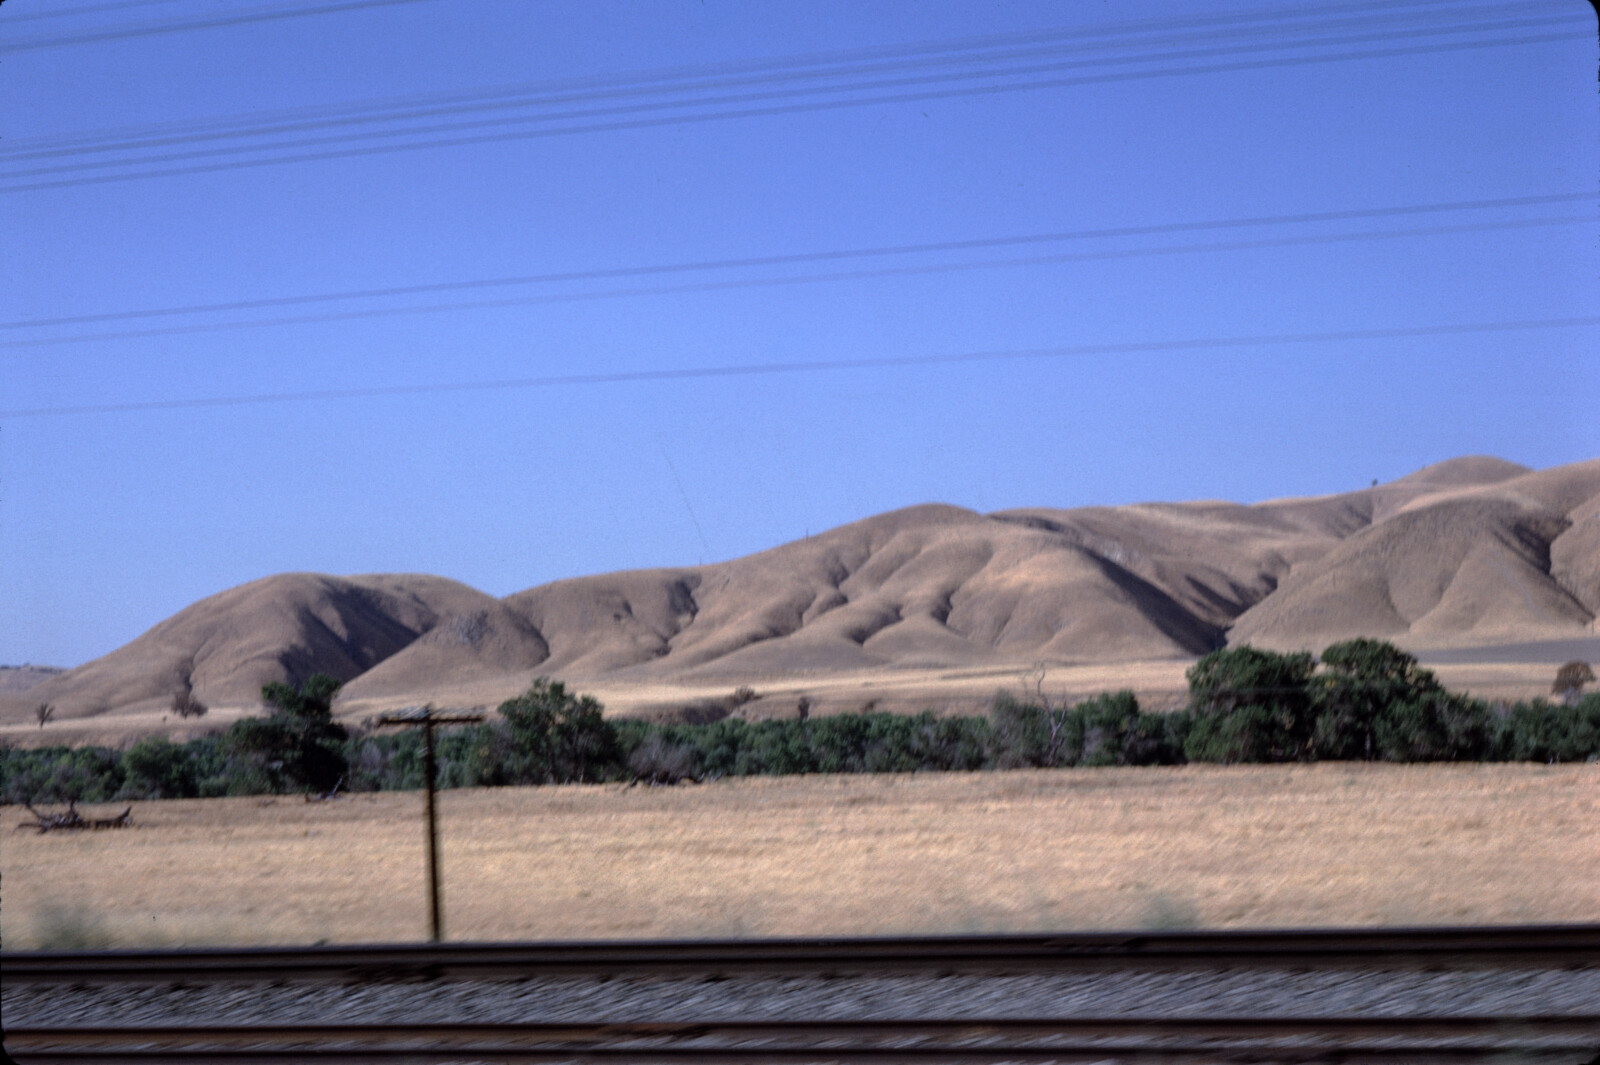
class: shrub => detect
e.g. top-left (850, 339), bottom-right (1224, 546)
top-left (615, 711), bottom-right (995, 779)
top-left (1373, 691), bottom-right (1494, 762)
top-left (0, 745), bottom-right (123, 804)
top-left (497, 679), bottom-right (622, 784)
top-left (224, 674), bottom-right (348, 793)
top-left (1076, 690), bottom-right (1143, 766)
top-left (736, 718), bottom-right (819, 775)
top-left (990, 690), bottom-right (1178, 767)
top-left (1313, 639), bottom-right (1443, 760)
top-left (121, 736), bottom-right (201, 798)
top-left (1501, 695), bottom-right (1600, 763)
top-left (988, 691), bottom-right (1053, 768)
top-left (895, 713), bottom-right (990, 772)
top-left (1184, 646), bottom-right (1317, 763)
top-left (9, 675), bottom-right (1596, 806)
top-left (1122, 708), bottom-right (1189, 766)
top-left (628, 732), bottom-right (699, 784)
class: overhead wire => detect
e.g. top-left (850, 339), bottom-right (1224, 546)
top-left (1, 0), bottom-right (1422, 145)
top-left (6, 191), bottom-right (1589, 334)
top-left (3, 7), bottom-right (1586, 192)
top-left (6, 33), bottom-right (1581, 194)
top-left (5, 4), bottom-right (1588, 418)
top-left (10, 12), bottom-right (1577, 171)
top-left (6, 315), bottom-right (1597, 419)
top-left (3, 0), bottom-right (193, 23)
top-left (3, 214), bottom-right (1590, 348)
top-left (0, 0), bottom-right (1468, 63)
top-left (6, 11), bottom-right (1580, 169)
top-left (8, 0), bottom-right (1476, 176)
top-left (2, 0), bottom-right (1535, 160)
top-left (1, 0), bottom-right (443, 50)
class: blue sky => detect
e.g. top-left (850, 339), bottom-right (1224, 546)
top-left (3, 0), bottom-right (1597, 667)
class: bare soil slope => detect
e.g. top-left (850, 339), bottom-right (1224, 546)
top-left (7, 457), bottom-right (1596, 736)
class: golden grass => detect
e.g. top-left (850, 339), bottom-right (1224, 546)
top-left (8, 653), bottom-right (1572, 750)
top-left (4, 764), bottom-right (1596, 950)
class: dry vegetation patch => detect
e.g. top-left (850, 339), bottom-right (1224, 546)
top-left (4, 764), bottom-right (1595, 949)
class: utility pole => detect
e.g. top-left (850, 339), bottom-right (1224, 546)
top-left (375, 706), bottom-right (485, 942)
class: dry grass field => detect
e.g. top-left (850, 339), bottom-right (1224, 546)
top-left (5, 764), bottom-right (1595, 950)
top-left (5, 652), bottom-right (1583, 749)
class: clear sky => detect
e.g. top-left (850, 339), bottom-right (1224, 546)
top-left (3, 0), bottom-right (1597, 668)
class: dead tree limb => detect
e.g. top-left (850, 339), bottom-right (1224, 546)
top-left (16, 800), bottom-right (131, 833)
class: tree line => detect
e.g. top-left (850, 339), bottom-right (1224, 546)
top-left (3, 640), bottom-right (1596, 804)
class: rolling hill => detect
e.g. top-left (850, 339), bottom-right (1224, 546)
top-left (4, 456), bottom-right (1595, 737)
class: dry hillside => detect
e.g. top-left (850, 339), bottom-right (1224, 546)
top-left (5, 456), bottom-right (1596, 740)
top-left (3, 574), bottom-right (499, 728)
top-left (0, 666), bottom-right (64, 696)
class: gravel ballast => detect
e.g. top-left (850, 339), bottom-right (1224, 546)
top-left (8, 965), bottom-right (1599, 1028)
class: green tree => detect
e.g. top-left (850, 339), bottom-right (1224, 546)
top-left (1503, 695), bottom-right (1600, 762)
top-left (496, 679), bottom-right (620, 784)
top-left (121, 736), bottom-right (201, 798)
top-left (1312, 638), bottom-right (1441, 759)
top-left (989, 691), bottom-right (1053, 768)
top-left (1373, 689), bottom-right (1493, 761)
top-left (225, 674), bottom-right (348, 793)
top-left (1075, 690), bottom-right (1143, 766)
top-left (1183, 646), bottom-right (1316, 762)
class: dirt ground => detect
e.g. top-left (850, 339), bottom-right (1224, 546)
top-left (4, 764), bottom-right (1596, 950)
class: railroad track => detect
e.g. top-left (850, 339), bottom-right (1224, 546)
top-left (6, 925), bottom-right (1599, 1063)
top-left (6, 924), bottom-right (1597, 981)
top-left (7, 1016), bottom-right (1600, 1063)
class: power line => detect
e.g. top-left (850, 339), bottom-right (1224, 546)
top-left (1, 0), bottom-right (442, 51)
top-left (4, 214), bottom-right (1589, 349)
top-left (15, 13), bottom-right (1575, 175)
top-left (6, 314), bottom-right (1596, 419)
top-left (6, 191), bottom-right (1588, 334)
top-left (3, 1), bottom-right (1542, 162)
top-left (5, 18), bottom-right (1585, 192)
top-left (3, 0), bottom-right (1439, 148)
top-left (3, 0), bottom-right (192, 23)
top-left (7, 16), bottom-right (1579, 180)
top-left (0, 0), bottom-right (1465, 69)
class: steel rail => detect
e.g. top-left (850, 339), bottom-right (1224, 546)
top-left (7, 1017), bottom-right (1600, 1063)
top-left (6, 1051), bottom-right (1597, 1064)
top-left (4, 924), bottom-right (1598, 983)
top-left (11, 1015), bottom-right (1600, 1041)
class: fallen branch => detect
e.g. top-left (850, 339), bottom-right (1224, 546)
top-left (91, 807), bottom-right (134, 829)
top-left (16, 800), bottom-right (132, 833)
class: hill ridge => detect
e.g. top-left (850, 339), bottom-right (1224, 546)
top-left (4, 456), bottom-right (1594, 734)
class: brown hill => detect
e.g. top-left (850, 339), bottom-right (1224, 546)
top-left (350, 456), bottom-right (1596, 710)
top-left (0, 573), bottom-right (501, 725)
top-left (346, 502), bottom-right (1233, 712)
top-left (5, 456), bottom-right (1596, 735)
top-left (1230, 460), bottom-right (1600, 650)
top-left (0, 665), bottom-right (65, 696)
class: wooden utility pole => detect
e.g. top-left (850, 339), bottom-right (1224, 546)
top-left (374, 706), bottom-right (485, 942)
